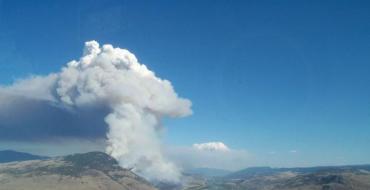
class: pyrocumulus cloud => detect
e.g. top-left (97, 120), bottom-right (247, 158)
top-left (0, 41), bottom-right (192, 182)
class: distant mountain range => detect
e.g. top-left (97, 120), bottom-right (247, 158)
top-left (225, 165), bottom-right (370, 179)
top-left (0, 150), bottom-right (48, 163)
top-left (182, 165), bottom-right (370, 190)
top-left (1, 150), bottom-right (370, 190)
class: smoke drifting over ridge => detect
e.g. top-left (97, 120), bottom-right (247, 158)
top-left (0, 41), bottom-right (192, 182)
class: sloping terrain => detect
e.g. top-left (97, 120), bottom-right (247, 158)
top-left (1, 151), bottom-right (369, 190)
top-left (0, 152), bottom-right (156, 190)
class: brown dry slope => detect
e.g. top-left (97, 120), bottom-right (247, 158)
top-left (0, 152), bottom-right (156, 190)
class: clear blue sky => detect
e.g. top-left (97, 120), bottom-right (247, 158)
top-left (0, 0), bottom-right (370, 167)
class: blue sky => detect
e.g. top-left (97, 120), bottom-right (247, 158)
top-left (0, 0), bottom-right (370, 167)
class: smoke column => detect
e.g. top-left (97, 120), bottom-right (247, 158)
top-left (1, 41), bottom-right (192, 182)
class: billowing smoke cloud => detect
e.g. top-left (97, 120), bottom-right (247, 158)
top-left (0, 41), bottom-right (192, 182)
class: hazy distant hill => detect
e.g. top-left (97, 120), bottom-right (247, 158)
top-left (184, 168), bottom-right (231, 177)
top-left (181, 165), bottom-right (370, 190)
top-left (225, 166), bottom-right (275, 179)
top-left (0, 151), bottom-right (156, 190)
top-left (225, 165), bottom-right (370, 179)
top-left (0, 150), bottom-right (48, 163)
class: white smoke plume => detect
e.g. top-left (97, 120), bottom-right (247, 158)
top-left (0, 41), bottom-right (192, 182)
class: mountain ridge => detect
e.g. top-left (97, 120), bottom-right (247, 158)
top-left (0, 150), bottom-right (48, 163)
top-left (0, 151), bottom-right (156, 190)
top-left (226, 164), bottom-right (370, 179)
top-left (181, 165), bottom-right (370, 190)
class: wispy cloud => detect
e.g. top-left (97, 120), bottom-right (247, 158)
top-left (193, 142), bottom-right (230, 152)
top-left (166, 142), bottom-right (250, 171)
